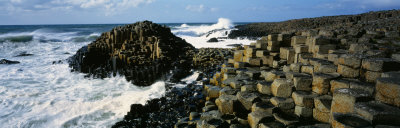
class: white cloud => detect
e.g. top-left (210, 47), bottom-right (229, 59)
top-left (80, 0), bottom-right (109, 8)
top-left (48, 0), bottom-right (154, 16)
top-left (320, 0), bottom-right (400, 10)
top-left (186, 4), bottom-right (218, 13)
top-left (186, 4), bottom-right (204, 12)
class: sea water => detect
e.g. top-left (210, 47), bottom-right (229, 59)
top-left (0, 18), bottom-right (252, 128)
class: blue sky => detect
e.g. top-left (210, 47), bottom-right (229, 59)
top-left (0, 0), bottom-right (400, 25)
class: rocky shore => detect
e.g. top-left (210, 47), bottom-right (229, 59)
top-left (68, 21), bottom-right (195, 86)
top-left (229, 10), bottom-right (400, 39)
top-left (68, 9), bottom-right (400, 128)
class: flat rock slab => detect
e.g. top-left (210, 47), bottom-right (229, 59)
top-left (331, 88), bottom-right (372, 114)
top-left (312, 73), bottom-right (340, 94)
top-left (273, 111), bottom-right (300, 126)
top-left (355, 101), bottom-right (400, 126)
top-left (215, 94), bottom-right (238, 114)
top-left (257, 81), bottom-right (272, 95)
top-left (375, 77), bottom-right (400, 107)
top-left (294, 76), bottom-right (312, 91)
top-left (248, 111), bottom-right (274, 128)
top-left (237, 92), bottom-right (261, 111)
top-left (314, 95), bottom-right (332, 113)
top-left (251, 102), bottom-right (274, 114)
top-left (271, 78), bottom-right (293, 97)
top-left (331, 113), bottom-right (372, 128)
top-left (292, 91), bottom-right (318, 108)
top-left (338, 54), bottom-right (365, 69)
top-left (362, 58), bottom-right (400, 72)
top-left (270, 97), bottom-right (295, 110)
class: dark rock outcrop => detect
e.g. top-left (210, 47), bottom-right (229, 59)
top-left (112, 83), bottom-right (205, 128)
top-left (0, 59), bottom-right (20, 64)
top-left (207, 37), bottom-right (219, 42)
top-left (15, 52), bottom-right (34, 57)
top-left (229, 10), bottom-right (400, 39)
top-left (68, 21), bottom-right (195, 86)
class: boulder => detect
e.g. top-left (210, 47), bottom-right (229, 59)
top-left (237, 92), bottom-right (261, 111)
top-left (219, 86), bottom-right (237, 96)
top-left (0, 59), bottom-right (20, 64)
top-left (241, 85), bottom-right (257, 92)
top-left (207, 37), bottom-right (219, 42)
top-left (291, 91), bottom-right (318, 108)
top-left (312, 73), bottom-right (340, 95)
top-left (264, 71), bottom-right (285, 82)
top-left (270, 97), bottom-right (295, 110)
top-left (200, 110), bottom-right (222, 120)
top-left (215, 94), bottom-right (239, 114)
top-left (331, 88), bottom-right (372, 114)
top-left (362, 58), bottom-right (400, 72)
top-left (273, 111), bottom-right (300, 126)
top-left (313, 108), bottom-right (331, 123)
top-left (251, 102), bottom-right (274, 114)
top-left (314, 95), bottom-right (332, 113)
top-left (258, 121), bottom-right (285, 128)
top-left (248, 111), bottom-right (274, 128)
top-left (293, 76), bottom-right (312, 91)
top-left (331, 113), bottom-right (372, 128)
top-left (338, 64), bottom-right (360, 78)
top-left (355, 101), bottom-right (400, 126)
top-left (301, 65), bottom-right (314, 74)
top-left (295, 106), bottom-right (313, 118)
top-left (375, 77), bottom-right (400, 107)
top-left (330, 79), bottom-right (352, 93)
top-left (338, 54), bottom-right (364, 69)
top-left (271, 78), bottom-right (293, 97)
top-left (257, 81), bottom-right (272, 95)
top-left (207, 86), bottom-right (222, 98)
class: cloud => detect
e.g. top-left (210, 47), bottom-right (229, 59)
top-left (186, 4), bottom-right (204, 12)
top-left (80, 0), bottom-right (109, 8)
top-left (185, 4), bottom-right (218, 13)
top-left (318, 0), bottom-right (400, 10)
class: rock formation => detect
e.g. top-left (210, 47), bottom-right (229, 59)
top-left (0, 59), bottom-right (20, 64)
top-left (69, 21), bottom-right (194, 86)
top-left (178, 10), bottom-right (400, 128)
top-left (229, 10), bottom-right (400, 39)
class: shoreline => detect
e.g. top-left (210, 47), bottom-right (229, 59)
top-left (64, 9), bottom-right (400, 127)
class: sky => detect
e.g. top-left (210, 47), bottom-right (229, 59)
top-left (0, 0), bottom-right (400, 25)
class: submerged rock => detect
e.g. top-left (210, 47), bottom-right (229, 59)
top-left (15, 52), bottom-right (34, 57)
top-left (207, 37), bottom-right (219, 42)
top-left (68, 21), bottom-right (195, 86)
top-left (0, 59), bottom-right (20, 64)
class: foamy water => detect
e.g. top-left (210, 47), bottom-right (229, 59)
top-left (172, 18), bottom-right (253, 48)
top-left (0, 19), bottom-right (253, 128)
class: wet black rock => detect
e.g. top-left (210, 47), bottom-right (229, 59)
top-left (112, 83), bottom-right (205, 128)
top-left (15, 52), bottom-right (34, 57)
top-left (207, 37), bottom-right (219, 42)
top-left (68, 21), bottom-right (195, 86)
top-left (0, 59), bottom-right (20, 64)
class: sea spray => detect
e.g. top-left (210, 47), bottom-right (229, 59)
top-left (0, 21), bottom-right (251, 128)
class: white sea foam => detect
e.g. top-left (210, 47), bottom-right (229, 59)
top-left (0, 19), bottom-right (253, 128)
top-left (0, 38), bottom-right (167, 128)
top-left (172, 18), bottom-right (253, 48)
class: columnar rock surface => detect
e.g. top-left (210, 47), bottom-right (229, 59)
top-left (69, 21), bottom-right (194, 86)
top-left (185, 10), bottom-right (400, 128)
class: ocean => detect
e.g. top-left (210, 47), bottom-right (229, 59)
top-left (0, 18), bottom-right (253, 128)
